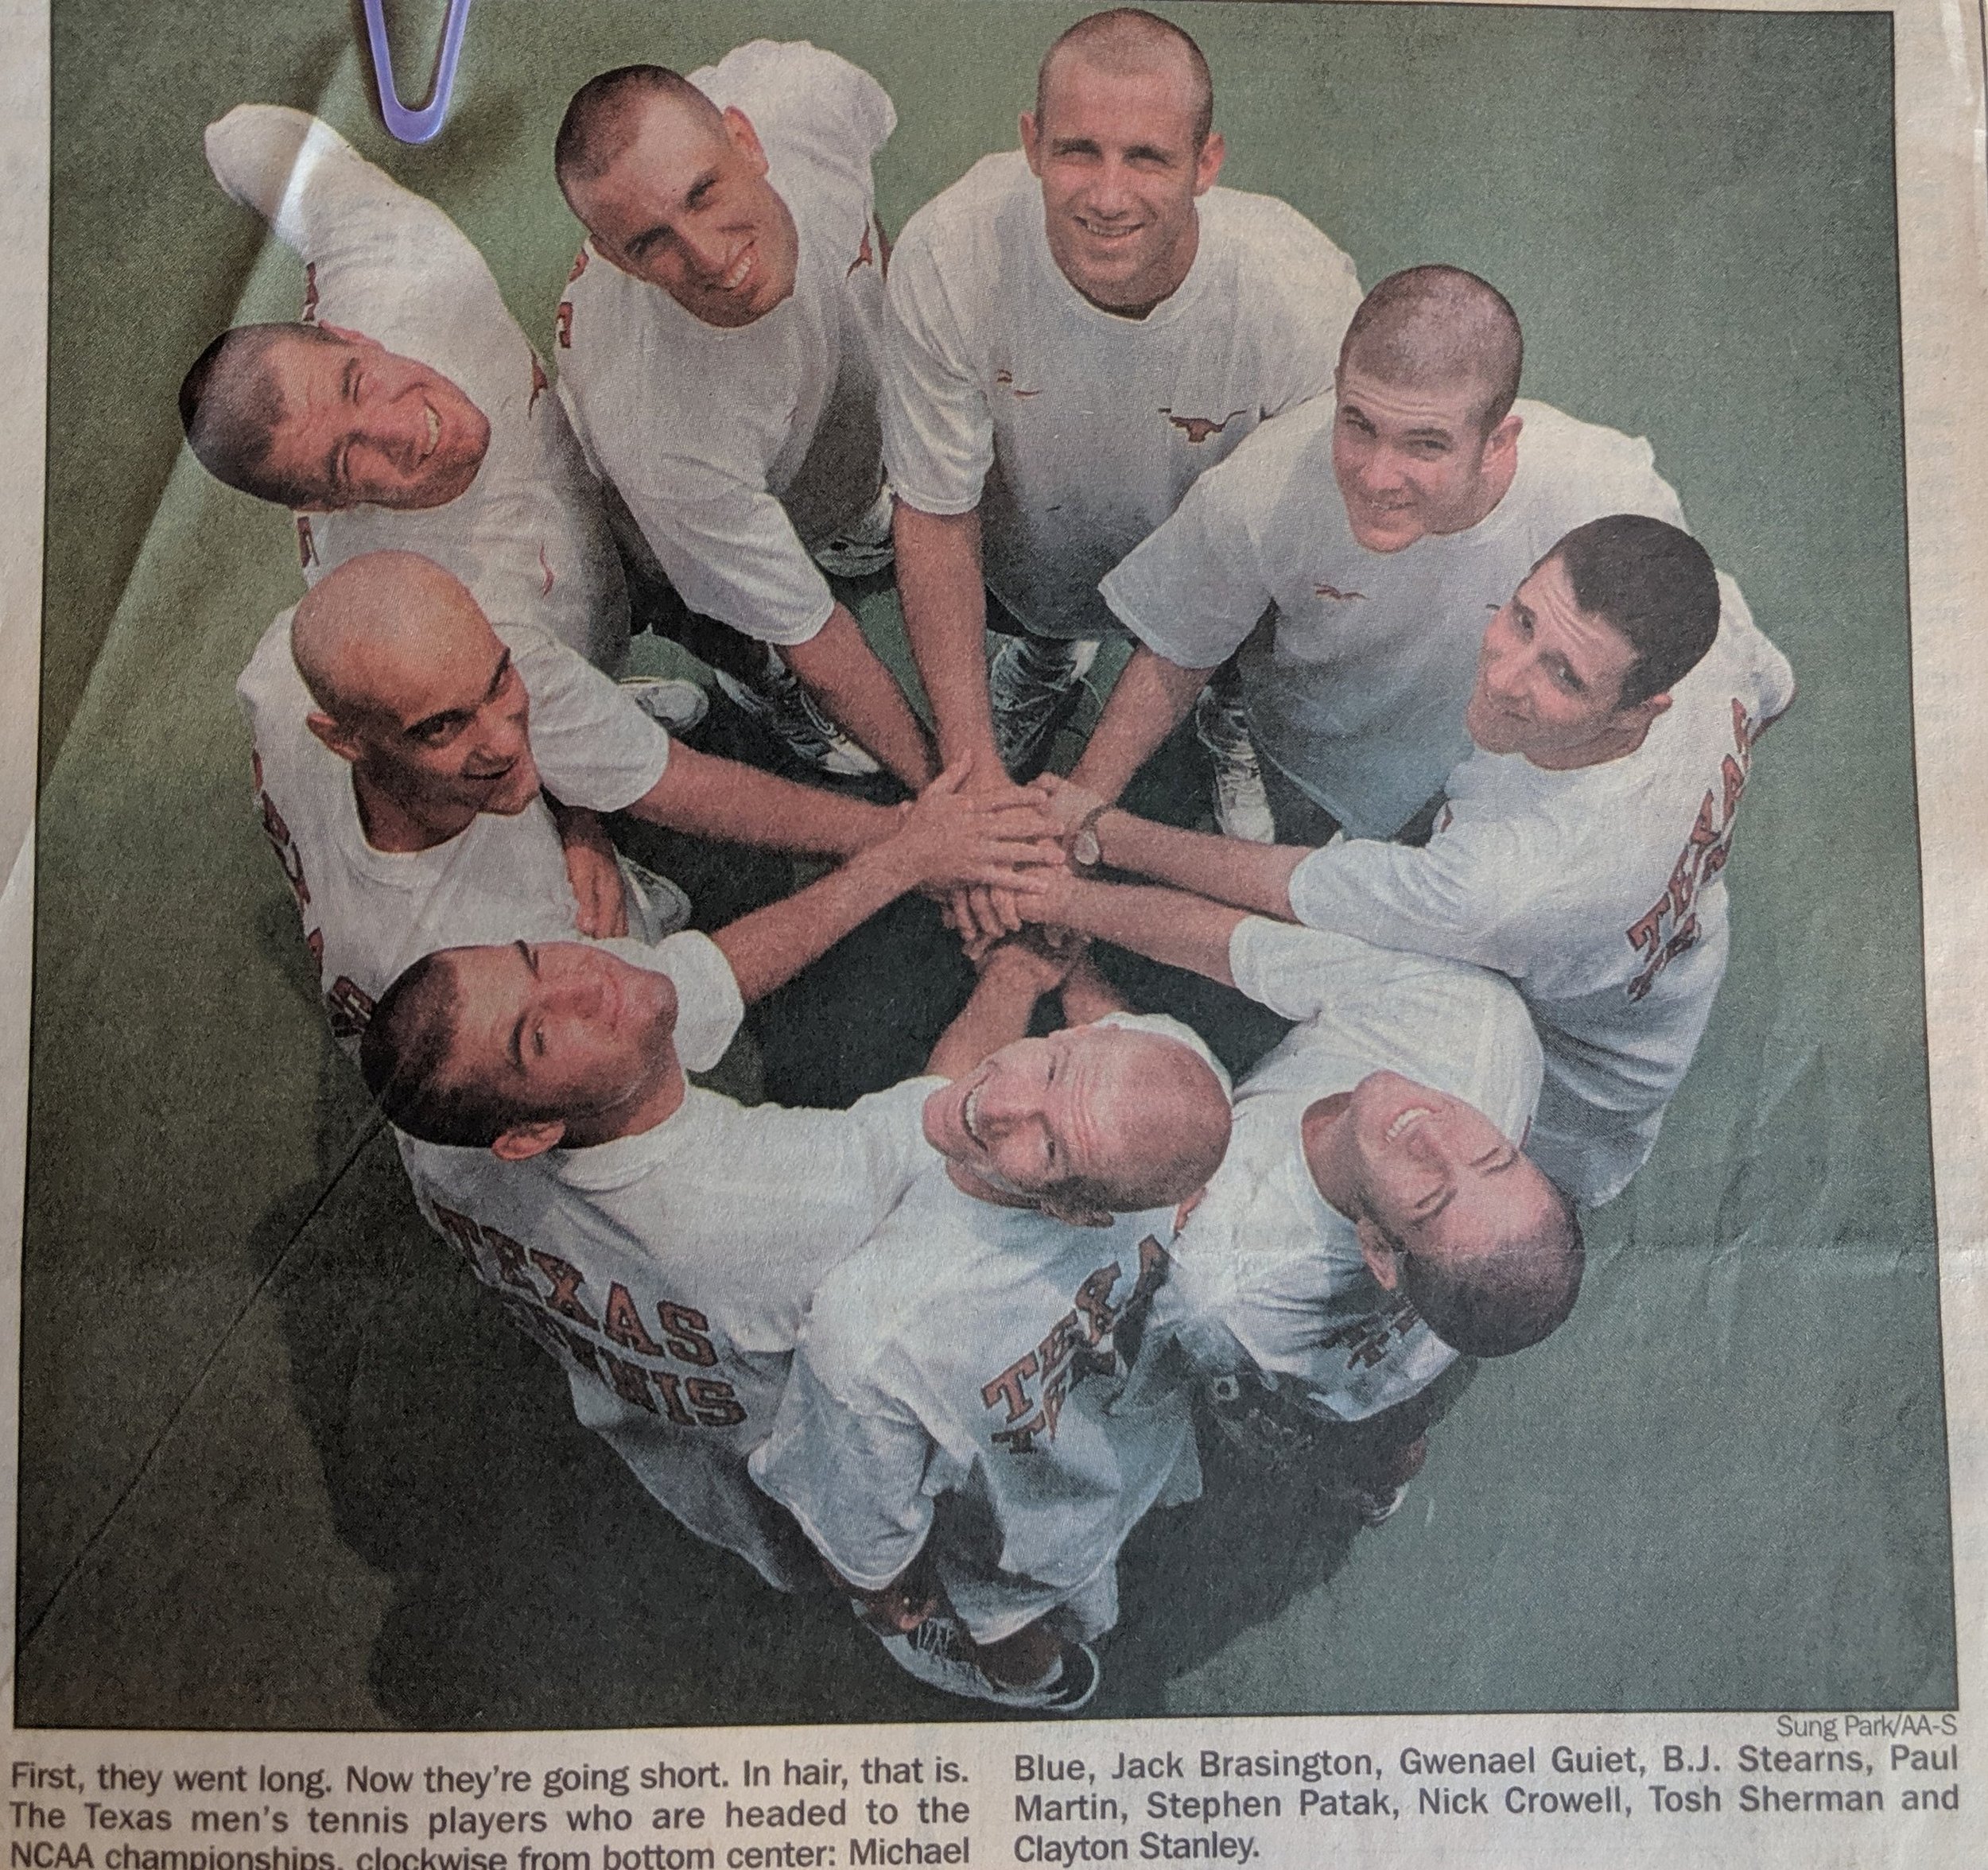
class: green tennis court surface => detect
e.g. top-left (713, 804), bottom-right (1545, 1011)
top-left (17, 0), bottom-right (1951, 1725)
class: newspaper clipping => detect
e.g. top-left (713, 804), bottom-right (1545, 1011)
top-left (3, 1), bottom-right (1982, 1866)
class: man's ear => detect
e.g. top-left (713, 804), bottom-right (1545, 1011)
top-left (306, 709), bottom-right (363, 765)
top-left (491, 1119), bottom-right (566, 1162)
top-left (1481, 408), bottom-right (1523, 473)
top-left (1039, 1192), bottom-right (1115, 1229)
top-left (1355, 1215), bottom-right (1403, 1290)
top-left (1631, 691), bottom-right (1674, 725)
top-left (1019, 111), bottom-right (1043, 176)
top-left (1193, 128), bottom-right (1225, 196)
top-left (723, 107), bottom-right (770, 177)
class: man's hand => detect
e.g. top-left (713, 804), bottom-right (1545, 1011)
top-left (549, 800), bottom-right (628, 940)
top-left (882, 758), bottom-right (1062, 897)
top-left (975, 925), bottom-right (1090, 997)
top-left (1029, 771), bottom-right (1109, 847)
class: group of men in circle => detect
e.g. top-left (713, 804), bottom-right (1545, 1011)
top-left (180, 9), bottom-right (1792, 1710)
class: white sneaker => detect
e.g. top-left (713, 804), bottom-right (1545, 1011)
top-left (989, 634), bottom-right (1099, 779)
top-left (617, 855), bottom-right (693, 937)
top-left (618, 676), bottom-right (709, 736)
top-left (872, 1611), bottom-right (1101, 1713)
top-left (713, 647), bottom-right (881, 777)
top-left (812, 483), bottom-right (896, 578)
top-left (1195, 681), bottom-right (1275, 843)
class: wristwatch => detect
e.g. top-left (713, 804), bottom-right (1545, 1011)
top-left (1071, 802), bottom-right (1112, 869)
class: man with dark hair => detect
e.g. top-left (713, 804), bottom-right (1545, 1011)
top-left (1070, 266), bottom-right (1750, 854)
top-left (752, 938), bottom-right (1233, 1711)
top-left (243, 549), bottom-right (1051, 1059)
top-left (883, 6), bottom-right (1361, 852)
top-left (553, 42), bottom-right (936, 786)
top-left (190, 106), bottom-right (630, 669)
top-left (368, 926), bottom-right (1228, 1625)
top-left (1007, 867), bottom-right (1576, 1515)
top-left (1033, 511), bottom-right (1794, 1206)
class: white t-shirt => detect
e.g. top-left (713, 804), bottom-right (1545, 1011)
top-left (402, 1069), bottom-right (941, 1593)
top-left (205, 105), bottom-right (629, 670)
top-left (1147, 919), bottom-right (1543, 1422)
top-left (1286, 588), bottom-right (1796, 1206)
top-left (753, 1165), bottom-right (1198, 1644)
top-left (556, 41), bottom-right (895, 648)
top-left (883, 151), bottom-right (1361, 640)
top-left (236, 611), bottom-right (672, 1053)
top-left (1101, 398), bottom-right (1693, 836)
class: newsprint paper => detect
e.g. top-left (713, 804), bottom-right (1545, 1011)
top-left (2, 0), bottom-right (1984, 1865)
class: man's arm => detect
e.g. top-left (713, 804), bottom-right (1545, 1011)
top-left (893, 502), bottom-right (1000, 775)
top-left (546, 798), bottom-right (627, 940)
top-left (781, 603), bottom-right (938, 789)
top-left (627, 739), bottom-right (899, 857)
top-left (923, 937), bottom-right (1077, 1080)
top-left (1066, 646), bottom-right (1217, 805)
top-left (1027, 873), bottom-right (1252, 988)
top-left (709, 766), bottom-right (1057, 1004)
top-left (1034, 775), bottom-right (1310, 918)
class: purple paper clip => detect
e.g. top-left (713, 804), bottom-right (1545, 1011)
top-left (361, 0), bottom-right (476, 145)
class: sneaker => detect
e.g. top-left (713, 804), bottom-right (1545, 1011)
top-left (1347, 1480), bottom-right (1411, 1529)
top-left (811, 483), bottom-right (896, 578)
top-left (618, 675), bottom-right (709, 737)
top-left (989, 634), bottom-right (1099, 780)
top-left (873, 1612), bottom-right (1101, 1713)
top-left (1194, 680), bottom-right (1275, 843)
top-left (616, 855), bottom-right (693, 937)
top-left (712, 646), bottom-right (881, 777)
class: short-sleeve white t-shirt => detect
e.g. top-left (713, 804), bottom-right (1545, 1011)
top-left (556, 41), bottom-right (895, 647)
top-left (236, 611), bottom-right (672, 1053)
top-left (883, 151), bottom-right (1361, 641)
top-left (204, 105), bottom-right (630, 670)
top-left (1148, 920), bottom-right (1543, 1422)
top-left (752, 1162), bottom-right (1198, 1644)
top-left (1101, 398), bottom-right (1691, 836)
top-left (1285, 586), bottom-right (1796, 1206)
top-left (401, 1072), bottom-right (940, 1592)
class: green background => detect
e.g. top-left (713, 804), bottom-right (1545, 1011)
top-left (18, 0), bottom-right (1952, 1726)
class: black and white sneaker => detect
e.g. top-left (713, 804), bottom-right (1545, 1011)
top-left (617, 855), bottom-right (693, 937)
top-left (989, 633), bottom-right (1099, 780)
top-left (812, 483), bottom-right (896, 579)
top-left (1194, 677), bottom-right (1275, 843)
top-left (618, 675), bottom-right (710, 737)
top-left (713, 646), bottom-right (881, 777)
top-left (874, 1612), bottom-right (1101, 1713)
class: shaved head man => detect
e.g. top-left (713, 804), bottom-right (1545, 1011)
top-left (190, 106), bottom-right (628, 669)
top-left (552, 43), bottom-right (937, 787)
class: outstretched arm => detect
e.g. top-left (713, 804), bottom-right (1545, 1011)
top-left (710, 766), bottom-right (1058, 1005)
top-left (1035, 774), bottom-right (1310, 919)
top-left (781, 603), bottom-right (938, 790)
top-left (894, 502), bottom-right (1000, 778)
top-left (627, 739), bottom-right (899, 858)
top-left (1027, 872), bottom-right (1252, 988)
top-left (1066, 645), bottom-right (1216, 805)
top-left (923, 935), bottom-right (1078, 1080)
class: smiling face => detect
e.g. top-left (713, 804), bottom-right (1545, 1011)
top-left (298, 554), bottom-right (542, 838)
top-left (1020, 49), bottom-right (1223, 315)
top-left (1330, 365), bottom-right (1520, 553)
top-left (436, 941), bottom-right (682, 1152)
top-left (569, 91), bottom-right (798, 329)
top-left (259, 326), bottom-right (489, 510)
top-left (1466, 554), bottom-right (1666, 768)
top-left (923, 1022), bottom-right (1224, 1223)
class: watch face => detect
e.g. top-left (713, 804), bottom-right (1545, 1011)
top-left (1074, 826), bottom-right (1101, 867)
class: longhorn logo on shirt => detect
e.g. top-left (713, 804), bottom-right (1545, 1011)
top-left (1314, 583), bottom-right (1367, 603)
top-left (979, 1234), bottom-right (1171, 1454)
top-left (1162, 408), bottom-right (1246, 444)
top-left (994, 370), bottom-right (1041, 398)
top-left (847, 223), bottom-right (875, 278)
top-left (1625, 696), bottom-right (1761, 1000)
top-left (301, 262), bottom-right (319, 325)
